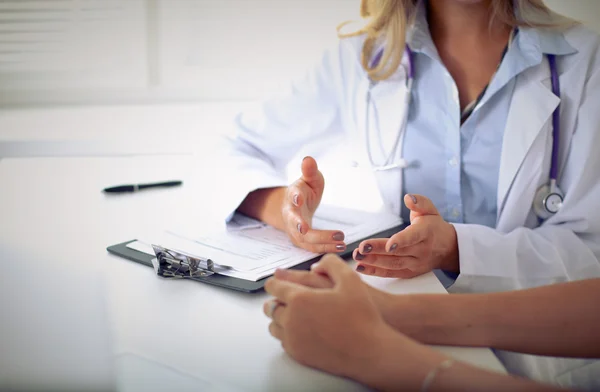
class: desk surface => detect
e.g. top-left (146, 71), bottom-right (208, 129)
top-left (0, 155), bottom-right (505, 392)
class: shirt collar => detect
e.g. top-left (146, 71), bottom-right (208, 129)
top-left (517, 27), bottom-right (577, 58)
top-left (407, 0), bottom-right (438, 59)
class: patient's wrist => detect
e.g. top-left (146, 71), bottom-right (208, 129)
top-left (352, 328), bottom-right (445, 391)
top-left (380, 294), bottom-right (436, 339)
top-left (382, 294), bottom-right (468, 346)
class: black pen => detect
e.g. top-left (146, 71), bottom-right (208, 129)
top-left (103, 180), bottom-right (183, 193)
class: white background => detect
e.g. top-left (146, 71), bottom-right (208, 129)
top-left (0, 0), bottom-right (599, 106)
top-left (0, 0), bottom-right (358, 105)
top-left (0, 0), bottom-right (599, 164)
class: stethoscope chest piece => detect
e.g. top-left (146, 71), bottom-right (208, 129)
top-left (533, 183), bottom-right (564, 220)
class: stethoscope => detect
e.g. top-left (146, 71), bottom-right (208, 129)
top-left (365, 45), bottom-right (563, 220)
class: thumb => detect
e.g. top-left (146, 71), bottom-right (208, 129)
top-left (301, 156), bottom-right (324, 191)
top-left (404, 194), bottom-right (440, 221)
top-left (310, 254), bottom-right (354, 285)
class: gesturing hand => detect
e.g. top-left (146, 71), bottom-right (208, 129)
top-left (353, 194), bottom-right (459, 278)
top-left (282, 156), bottom-right (346, 253)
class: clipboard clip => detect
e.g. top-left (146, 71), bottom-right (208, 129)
top-left (151, 244), bottom-right (215, 279)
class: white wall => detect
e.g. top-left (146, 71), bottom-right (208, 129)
top-left (545, 0), bottom-right (600, 32)
top-left (0, 0), bottom-right (359, 106)
top-left (0, 0), bottom-right (598, 106)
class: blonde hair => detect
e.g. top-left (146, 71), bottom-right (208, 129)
top-left (339, 0), bottom-right (574, 81)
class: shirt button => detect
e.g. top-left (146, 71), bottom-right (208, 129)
top-left (451, 208), bottom-right (460, 218)
top-left (448, 157), bottom-right (458, 167)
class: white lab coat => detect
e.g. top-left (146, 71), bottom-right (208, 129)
top-left (217, 24), bottom-right (600, 388)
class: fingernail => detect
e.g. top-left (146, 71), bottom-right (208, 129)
top-left (336, 244), bottom-right (346, 251)
top-left (302, 156), bottom-right (309, 163)
top-left (297, 223), bottom-right (303, 234)
top-left (332, 232), bottom-right (345, 241)
top-left (310, 262), bottom-right (320, 270)
top-left (390, 243), bottom-right (398, 252)
top-left (355, 252), bottom-right (365, 261)
top-left (293, 194), bottom-right (299, 206)
top-left (409, 194), bottom-right (417, 204)
top-left (363, 244), bottom-right (373, 253)
top-left (356, 265), bottom-right (366, 272)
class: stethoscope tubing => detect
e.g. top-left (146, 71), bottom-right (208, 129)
top-left (365, 43), bottom-right (563, 217)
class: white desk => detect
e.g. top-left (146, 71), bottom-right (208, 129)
top-left (0, 154), bottom-right (506, 392)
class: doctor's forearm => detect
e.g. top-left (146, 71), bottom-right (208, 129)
top-left (385, 279), bottom-right (600, 358)
top-left (237, 187), bottom-right (287, 231)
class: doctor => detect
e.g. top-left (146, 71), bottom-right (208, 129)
top-left (220, 0), bottom-right (600, 386)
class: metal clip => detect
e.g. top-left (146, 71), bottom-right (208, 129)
top-left (151, 244), bottom-right (215, 279)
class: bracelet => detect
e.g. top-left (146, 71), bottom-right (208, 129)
top-left (421, 359), bottom-right (454, 392)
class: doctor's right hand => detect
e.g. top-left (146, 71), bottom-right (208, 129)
top-left (282, 157), bottom-right (346, 253)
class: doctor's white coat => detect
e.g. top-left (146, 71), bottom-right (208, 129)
top-left (217, 23), bottom-right (600, 389)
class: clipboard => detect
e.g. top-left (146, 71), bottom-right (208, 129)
top-left (106, 224), bottom-right (406, 293)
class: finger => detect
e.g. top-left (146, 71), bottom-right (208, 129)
top-left (302, 229), bottom-right (346, 251)
top-left (355, 264), bottom-right (424, 279)
top-left (309, 254), bottom-right (354, 284)
top-left (302, 242), bottom-right (346, 254)
top-left (288, 228), bottom-right (346, 253)
top-left (291, 240), bottom-right (346, 254)
top-left (386, 224), bottom-right (428, 251)
top-left (289, 188), bottom-right (302, 208)
top-left (263, 299), bottom-right (286, 325)
top-left (300, 156), bottom-right (324, 192)
top-left (274, 268), bottom-right (333, 289)
top-left (264, 277), bottom-right (307, 303)
top-left (357, 238), bottom-right (387, 255)
top-left (357, 238), bottom-right (420, 256)
top-left (283, 202), bottom-right (345, 250)
top-left (404, 194), bottom-right (440, 221)
top-left (353, 251), bottom-right (419, 270)
top-left (284, 208), bottom-right (310, 237)
top-left (287, 181), bottom-right (311, 209)
top-left (269, 321), bottom-right (284, 341)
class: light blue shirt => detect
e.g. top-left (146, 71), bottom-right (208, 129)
top-left (400, 6), bottom-right (551, 228)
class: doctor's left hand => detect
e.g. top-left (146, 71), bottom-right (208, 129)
top-left (354, 194), bottom-right (459, 278)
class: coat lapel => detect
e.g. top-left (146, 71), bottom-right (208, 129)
top-left (496, 61), bottom-right (560, 222)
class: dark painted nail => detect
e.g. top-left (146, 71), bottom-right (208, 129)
top-left (363, 244), bottom-right (373, 253)
top-left (409, 194), bottom-right (417, 204)
top-left (356, 265), bottom-right (366, 272)
top-left (297, 223), bottom-right (303, 234)
top-left (293, 194), bottom-right (299, 206)
top-left (332, 232), bottom-right (345, 241)
top-left (355, 252), bottom-right (365, 261)
top-left (336, 244), bottom-right (346, 251)
top-left (390, 243), bottom-right (398, 252)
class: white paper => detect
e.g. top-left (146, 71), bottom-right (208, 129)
top-left (127, 205), bottom-right (403, 281)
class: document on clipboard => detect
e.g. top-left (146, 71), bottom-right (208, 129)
top-left (125, 205), bottom-right (403, 282)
